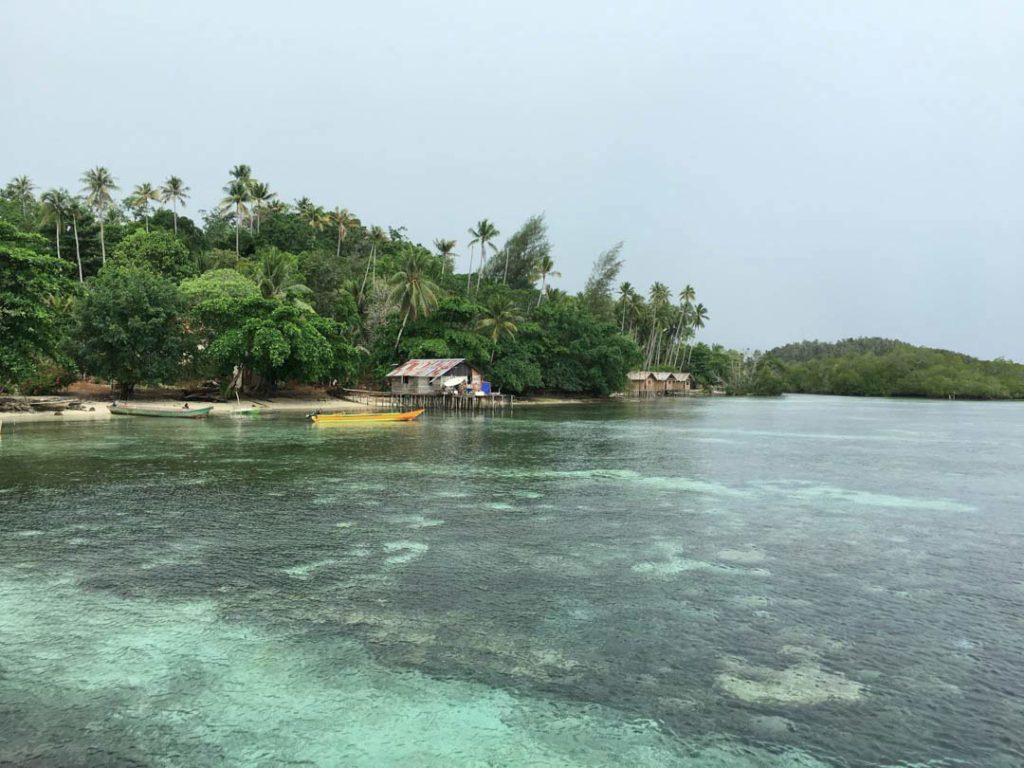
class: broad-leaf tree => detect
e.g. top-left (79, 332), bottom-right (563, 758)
top-left (75, 263), bottom-right (184, 398)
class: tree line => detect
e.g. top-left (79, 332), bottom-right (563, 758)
top-left (1, 168), bottom-right (728, 398)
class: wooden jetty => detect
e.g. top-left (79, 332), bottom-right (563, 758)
top-left (341, 389), bottom-right (514, 413)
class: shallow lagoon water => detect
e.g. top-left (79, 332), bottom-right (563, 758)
top-left (1, 395), bottom-right (1022, 766)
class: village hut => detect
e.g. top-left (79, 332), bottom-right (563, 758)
top-left (627, 371), bottom-right (658, 396)
top-left (666, 372), bottom-right (694, 393)
top-left (386, 358), bottom-right (482, 396)
top-left (626, 370), bottom-right (694, 397)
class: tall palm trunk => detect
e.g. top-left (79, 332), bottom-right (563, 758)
top-left (336, 228), bottom-right (343, 260)
top-left (234, 203), bottom-right (241, 256)
top-left (466, 245), bottom-right (474, 292)
top-left (72, 214), bottom-right (83, 282)
top-left (172, 200), bottom-right (178, 234)
top-left (394, 308), bottom-right (411, 353)
top-left (99, 219), bottom-right (106, 265)
top-left (53, 218), bottom-right (61, 260)
top-left (476, 251), bottom-right (487, 291)
top-left (536, 273), bottom-right (546, 308)
top-left (502, 248), bottom-right (510, 284)
top-left (359, 244), bottom-right (376, 300)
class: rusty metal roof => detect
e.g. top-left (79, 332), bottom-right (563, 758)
top-left (386, 358), bottom-right (467, 378)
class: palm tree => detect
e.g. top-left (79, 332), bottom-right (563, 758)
top-left (81, 166), bottom-right (118, 264)
top-left (160, 176), bottom-right (189, 234)
top-left (535, 254), bottom-right (560, 306)
top-left (618, 282), bottom-right (636, 333)
top-left (684, 303), bottom-right (710, 368)
top-left (468, 218), bottom-right (500, 290)
top-left (40, 188), bottom-right (69, 262)
top-left (5, 175), bottom-right (35, 220)
top-left (221, 179), bottom-right (251, 256)
top-left (67, 197), bottom-right (86, 282)
top-left (255, 248), bottom-right (314, 311)
top-left (229, 164), bottom-right (253, 186)
top-left (330, 208), bottom-right (361, 258)
top-left (388, 250), bottom-right (439, 352)
top-left (249, 181), bottom-right (276, 233)
top-left (129, 182), bottom-right (160, 232)
top-left (646, 282), bottom-right (671, 367)
top-left (477, 296), bottom-right (524, 362)
top-left (433, 238), bottom-right (457, 275)
top-left (359, 225), bottom-right (389, 300)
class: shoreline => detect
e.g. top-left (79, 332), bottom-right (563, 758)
top-left (0, 395), bottom-right (363, 426)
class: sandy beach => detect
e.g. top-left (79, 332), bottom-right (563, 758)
top-left (0, 391), bottom-right (363, 426)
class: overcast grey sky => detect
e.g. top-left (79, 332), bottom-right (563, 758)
top-left (3, 1), bottom-right (1022, 359)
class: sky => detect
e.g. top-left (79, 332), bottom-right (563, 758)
top-left (3, 1), bottom-right (1022, 359)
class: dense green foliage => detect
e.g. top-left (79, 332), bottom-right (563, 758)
top-left (770, 338), bottom-right (1024, 399)
top-left (75, 264), bottom-right (184, 398)
top-left (0, 221), bottom-right (73, 385)
top-left (1, 167), bottom-right (716, 397)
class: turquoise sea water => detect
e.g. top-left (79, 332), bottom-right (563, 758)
top-left (1, 396), bottom-right (1022, 766)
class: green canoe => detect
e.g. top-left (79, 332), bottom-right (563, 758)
top-left (108, 404), bottom-right (213, 419)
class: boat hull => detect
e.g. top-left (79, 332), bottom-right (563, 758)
top-left (311, 409), bottom-right (424, 424)
top-left (108, 405), bottom-right (213, 419)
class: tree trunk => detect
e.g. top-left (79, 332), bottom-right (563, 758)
top-left (502, 248), bottom-right (510, 284)
top-left (118, 381), bottom-right (135, 399)
top-left (144, 208), bottom-right (150, 233)
top-left (394, 308), bottom-right (410, 352)
top-left (476, 248), bottom-right (487, 291)
top-left (54, 219), bottom-right (61, 260)
top-left (235, 204), bottom-right (241, 256)
top-left (536, 274), bottom-right (546, 307)
top-left (72, 215), bottom-right (83, 282)
top-left (172, 200), bottom-right (178, 234)
top-left (466, 245), bottom-right (474, 291)
top-left (336, 228), bottom-right (342, 260)
top-left (99, 217), bottom-right (106, 265)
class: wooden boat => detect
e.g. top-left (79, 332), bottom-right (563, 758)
top-left (108, 404), bottom-right (213, 419)
top-left (311, 408), bottom-right (424, 424)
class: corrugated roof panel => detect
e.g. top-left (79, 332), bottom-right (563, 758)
top-left (386, 358), bottom-right (466, 378)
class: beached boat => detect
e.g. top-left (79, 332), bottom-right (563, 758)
top-left (108, 404), bottom-right (213, 419)
top-left (311, 408), bottom-right (424, 424)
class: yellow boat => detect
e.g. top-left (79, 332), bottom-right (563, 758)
top-left (311, 408), bottom-right (424, 424)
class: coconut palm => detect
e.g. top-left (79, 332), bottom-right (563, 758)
top-left (40, 188), bottom-right (70, 261)
top-left (468, 218), bottom-right (500, 290)
top-left (220, 179), bottom-right (251, 256)
top-left (5, 175), bottom-right (35, 220)
top-left (129, 182), bottom-right (160, 231)
top-left (359, 225), bottom-right (389, 301)
top-left (330, 208), bottom-right (361, 259)
top-left (477, 296), bottom-right (524, 362)
top-left (255, 247), bottom-right (314, 311)
top-left (160, 176), bottom-right (189, 234)
top-left (66, 197), bottom-right (87, 282)
top-left (388, 250), bottom-right (439, 352)
top-left (229, 164), bottom-right (253, 186)
top-left (81, 166), bottom-right (118, 264)
top-left (646, 282), bottom-right (672, 367)
top-left (534, 254), bottom-right (560, 306)
top-left (617, 282), bottom-right (637, 333)
top-left (433, 238), bottom-right (457, 275)
top-left (249, 181), bottom-right (276, 233)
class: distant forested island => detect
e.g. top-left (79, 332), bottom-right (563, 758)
top-left (745, 338), bottom-right (1024, 399)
